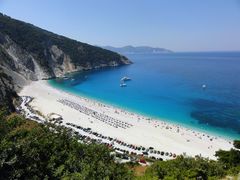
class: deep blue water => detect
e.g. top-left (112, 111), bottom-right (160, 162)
top-left (49, 52), bottom-right (240, 140)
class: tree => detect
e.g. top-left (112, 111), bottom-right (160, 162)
top-left (233, 140), bottom-right (240, 149)
top-left (215, 149), bottom-right (240, 167)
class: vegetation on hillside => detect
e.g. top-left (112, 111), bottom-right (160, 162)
top-left (134, 140), bottom-right (240, 180)
top-left (0, 109), bottom-right (132, 179)
top-left (135, 155), bottom-right (239, 179)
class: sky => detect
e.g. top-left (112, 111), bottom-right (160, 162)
top-left (0, 0), bottom-right (240, 52)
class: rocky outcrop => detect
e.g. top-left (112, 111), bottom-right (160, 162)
top-left (0, 33), bottom-right (47, 81)
top-left (48, 45), bottom-right (81, 77)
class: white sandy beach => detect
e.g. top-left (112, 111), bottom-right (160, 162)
top-left (19, 80), bottom-right (233, 160)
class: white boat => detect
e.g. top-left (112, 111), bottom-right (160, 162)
top-left (120, 83), bottom-right (127, 87)
top-left (120, 79), bottom-right (127, 87)
top-left (202, 84), bottom-right (207, 89)
top-left (121, 76), bottom-right (131, 81)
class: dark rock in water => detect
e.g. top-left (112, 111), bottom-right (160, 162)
top-left (190, 98), bottom-right (240, 134)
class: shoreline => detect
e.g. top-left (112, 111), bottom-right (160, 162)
top-left (19, 80), bottom-right (233, 160)
top-left (49, 79), bottom-right (237, 141)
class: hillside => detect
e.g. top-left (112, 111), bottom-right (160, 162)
top-left (102, 45), bottom-right (173, 55)
top-left (0, 13), bottom-right (131, 108)
top-left (0, 111), bottom-right (132, 179)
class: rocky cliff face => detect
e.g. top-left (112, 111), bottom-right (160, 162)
top-left (0, 13), bottom-right (131, 108)
top-left (0, 67), bottom-right (17, 110)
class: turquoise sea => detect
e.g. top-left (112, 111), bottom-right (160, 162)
top-left (49, 52), bottom-right (240, 140)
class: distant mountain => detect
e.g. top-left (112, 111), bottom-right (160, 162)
top-left (102, 45), bottom-right (173, 55)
